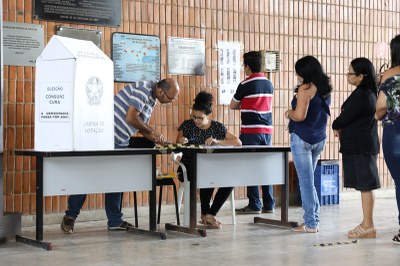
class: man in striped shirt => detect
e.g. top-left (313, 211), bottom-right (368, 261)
top-left (114, 78), bottom-right (180, 148)
top-left (230, 51), bottom-right (275, 214)
top-left (61, 78), bottom-right (179, 234)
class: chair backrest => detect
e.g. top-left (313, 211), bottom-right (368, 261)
top-left (171, 152), bottom-right (188, 182)
top-left (171, 152), bottom-right (183, 162)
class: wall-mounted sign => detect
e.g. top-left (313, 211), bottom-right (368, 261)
top-left (112, 33), bottom-right (160, 83)
top-left (2, 22), bottom-right (44, 67)
top-left (33, 0), bottom-right (121, 27)
top-left (261, 51), bottom-right (280, 72)
top-left (168, 37), bottom-right (205, 76)
top-left (218, 41), bottom-right (241, 105)
top-left (57, 26), bottom-right (102, 48)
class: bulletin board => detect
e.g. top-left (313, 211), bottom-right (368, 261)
top-left (112, 33), bottom-right (161, 83)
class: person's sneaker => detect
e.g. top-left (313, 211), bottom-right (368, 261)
top-left (61, 215), bottom-right (75, 234)
top-left (262, 208), bottom-right (275, 213)
top-left (235, 206), bottom-right (261, 214)
top-left (108, 221), bottom-right (133, 231)
top-left (292, 223), bottom-right (319, 233)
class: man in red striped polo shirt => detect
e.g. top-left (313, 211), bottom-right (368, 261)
top-left (230, 51), bottom-right (275, 214)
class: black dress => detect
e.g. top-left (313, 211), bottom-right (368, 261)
top-left (332, 85), bottom-right (380, 191)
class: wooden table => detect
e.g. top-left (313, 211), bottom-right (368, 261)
top-left (164, 146), bottom-right (298, 236)
top-left (14, 148), bottom-right (166, 250)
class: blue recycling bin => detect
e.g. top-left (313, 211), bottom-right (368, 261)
top-left (314, 160), bottom-right (340, 205)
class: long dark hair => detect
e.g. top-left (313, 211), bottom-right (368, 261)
top-left (295, 56), bottom-right (332, 99)
top-left (193, 91), bottom-right (213, 115)
top-left (390, 34), bottom-right (400, 68)
top-left (350, 57), bottom-right (377, 95)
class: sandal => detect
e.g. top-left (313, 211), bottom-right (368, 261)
top-left (292, 223), bottom-right (319, 233)
top-left (199, 214), bottom-right (222, 229)
top-left (61, 215), bottom-right (75, 234)
top-left (392, 230), bottom-right (400, 244)
top-left (347, 224), bottom-right (376, 238)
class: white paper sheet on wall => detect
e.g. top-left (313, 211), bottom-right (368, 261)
top-left (218, 41), bottom-right (241, 105)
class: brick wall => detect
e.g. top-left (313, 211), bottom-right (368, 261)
top-left (2, 0), bottom-right (399, 214)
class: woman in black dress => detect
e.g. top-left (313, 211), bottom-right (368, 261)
top-left (332, 57), bottom-right (380, 238)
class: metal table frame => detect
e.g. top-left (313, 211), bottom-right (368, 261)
top-left (14, 148), bottom-right (166, 250)
top-left (165, 146), bottom-right (298, 236)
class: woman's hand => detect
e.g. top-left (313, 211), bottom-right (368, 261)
top-left (333, 129), bottom-right (340, 138)
top-left (177, 137), bottom-right (189, 144)
top-left (205, 137), bottom-right (218, 146)
top-left (285, 109), bottom-right (291, 119)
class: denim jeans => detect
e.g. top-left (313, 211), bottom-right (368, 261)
top-left (65, 193), bottom-right (123, 227)
top-left (240, 133), bottom-right (275, 211)
top-left (382, 122), bottom-right (400, 225)
top-left (290, 133), bottom-right (325, 228)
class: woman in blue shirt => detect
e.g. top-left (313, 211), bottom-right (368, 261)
top-left (285, 56), bottom-right (332, 233)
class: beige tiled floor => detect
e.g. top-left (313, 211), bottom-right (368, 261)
top-left (0, 193), bottom-right (399, 266)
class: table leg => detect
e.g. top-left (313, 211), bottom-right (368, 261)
top-left (254, 152), bottom-right (298, 228)
top-left (127, 154), bottom-right (167, 240)
top-left (164, 153), bottom-right (206, 237)
top-left (15, 157), bottom-right (53, 250)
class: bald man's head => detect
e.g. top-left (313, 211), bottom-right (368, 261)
top-left (156, 78), bottom-right (180, 103)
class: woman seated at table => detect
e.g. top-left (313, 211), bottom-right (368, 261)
top-left (176, 91), bottom-right (242, 228)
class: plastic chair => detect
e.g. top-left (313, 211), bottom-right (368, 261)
top-left (172, 152), bottom-right (236, 225)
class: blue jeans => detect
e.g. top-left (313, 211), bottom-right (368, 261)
top-left (240, 133), bottom-right (275, 211)
top-left (382, 122), bottom-right (400, 225)
top-left (65, 193), bottom-right (123, 227)
top-left (290, 133), bottom-right (325, 228)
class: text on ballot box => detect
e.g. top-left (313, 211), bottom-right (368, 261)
top-left (35, 35), bottom-right (114, 151)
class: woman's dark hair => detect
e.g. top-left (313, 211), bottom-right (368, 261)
top-left (295, 56), bottom-right (332, 99)
top-left (193, 91), bottom-right (213, 115)
top-left (390, 34), bottom-right (400, 68)
top-left (350, 57), bottom-right (377, 95)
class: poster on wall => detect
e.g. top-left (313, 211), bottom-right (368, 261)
top-left (33, 0), bottom-right (121, 27)
top-left (2, 22), bottom-right (44, 67)
top-left (168, 37), bottom-right (205, 76)
top-left (112, 33), bottom-right (160, 83)
top-left (218, 41), bottom-right (241, 105)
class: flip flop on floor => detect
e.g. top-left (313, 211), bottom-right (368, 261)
top-left (199, 214), bottom-right (222, 229)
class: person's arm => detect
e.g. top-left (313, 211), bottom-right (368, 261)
top-left (176, 129), bottom-right (188, 144)
top-left (332, 89), bottom-right (368, 129)
top-left (125, 106), bottom-right (166, 144)
top-left (205, 131), bottom-right (242, 146)
top-left (375, 90), bottom-right (387, 120)
top-left (285, 84), bottom-right (313, 122)
top-left (230, 98), bottom-right (241, 110)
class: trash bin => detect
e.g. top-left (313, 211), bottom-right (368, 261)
top-left (314, 160), bottom-right (340, 206)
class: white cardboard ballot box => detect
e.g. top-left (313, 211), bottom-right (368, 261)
top-left (34, 35), bottom-right (114, 151)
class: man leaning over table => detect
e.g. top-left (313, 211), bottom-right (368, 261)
top-left (230, 51), bottom-right (275, 214)
top-left (60, 78), bottom-right (180, 233)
